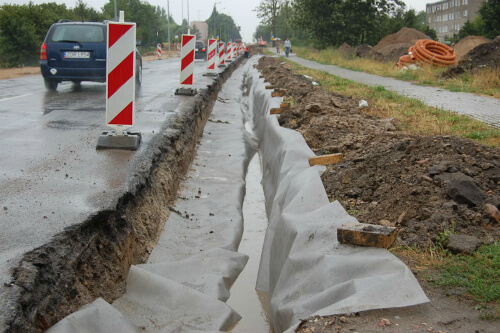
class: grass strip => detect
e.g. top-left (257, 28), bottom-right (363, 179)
top-left (392, 243), bottom-right (500, 319)
top-left (293, 46), bottom-right (500, 99)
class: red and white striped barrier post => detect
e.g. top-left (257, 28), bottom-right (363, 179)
top-left (226, 42), bottom-right (232, 62)
top-left (97, 10), bottom-right (140, 150)
top-left (157, 43), bottom-right (162, 59)
top-left (175, 34), bottom-right (196, 96)
top-left (177, 43), bottom-right (181, 57)
top-left (233, 42), bottom-right (237, 58)
top-left (218, 41), bottom-right (226, 68)
top-left (203, 38), bottom-right (218, 76)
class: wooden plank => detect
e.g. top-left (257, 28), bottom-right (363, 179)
top-left (259, 75), bottom-right (264, 78)
top-left (308, 153), bottom-right (343, 166)
top-left (280, 102), bottom-right (290, 109)
top-left (270, 108), bottom-right (282, 115)
top-left (271, 89), bottom-right (286, 97)
top-left (337, 222), bottom-right (398, 248)
top-left (265, 85), bottom-right (276, 89)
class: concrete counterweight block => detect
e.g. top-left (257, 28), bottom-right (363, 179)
top-left (96, 131), bottom-right (141, 151)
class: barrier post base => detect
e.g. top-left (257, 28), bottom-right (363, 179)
top-left (96, 131), bottom-right (141, 151)
top-left (203, 72), bottom-right (218, 77)
top-left (218, 64), bottom-right (226, 68)
top-left (175, 87), bottom-right (197, 96)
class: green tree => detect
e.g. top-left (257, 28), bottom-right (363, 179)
top-left (102, 0), bottom-right (168, 47)
top-left (479, 0), bottom-right (500, 39)
top-left (254, 24), bottom-right (272, 42)
top-left (73, 0), bottom-right (104, 22)
top-left (254, 0), bottom-right (281, 39)
top-left (206, 7), bottom-right (241, 42)
top-left (291, 0), bottom-right (404, 48)
top-left (274, 0), bottom-right (293, 40)
top-left (0, 2), bottom-right (71, 66)
top-left (455, 16), bottom-right (486, 40)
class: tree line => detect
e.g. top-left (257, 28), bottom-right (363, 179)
top-left (254, 0), bottom-right (499, 48)
top-left (0, 0), bottom-right (241, 67)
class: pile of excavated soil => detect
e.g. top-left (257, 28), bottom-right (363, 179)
top-left (444, 35), bottom-right (500, 77)
top-left (355, 44), bottom-right (383, 60)
top-left (339, 43), bottom-right (355, 58)
top-left (373, 27), bottom-right (429, 52)
top-left (373, 27), bottom-right (431, 63)
top-left (257, 56), bottom-right (500, 250)
top-left (377, 42), bottom-right (414, 63)
top-left (453, 35), bottom-right (491, 60)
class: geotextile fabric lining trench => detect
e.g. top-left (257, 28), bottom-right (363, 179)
top-left (48, 57), bottom-right (428, 333)
top-left (245, 56), bottom-right (429, 332)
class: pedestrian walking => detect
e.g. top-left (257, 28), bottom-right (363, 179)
top-left (284, 38), bottom-right (291, 57)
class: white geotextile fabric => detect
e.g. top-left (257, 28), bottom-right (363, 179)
top-left (47, 298), bottom-right (141, 333)
top-left (245, 57), bottom-right (429, 333)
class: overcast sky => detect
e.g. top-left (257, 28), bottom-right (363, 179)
top-left (1, 0), bottom-right (427, 42)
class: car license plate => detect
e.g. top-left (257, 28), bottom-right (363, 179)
top-left (63, 51), bottom-right (90, 59)
top-left (195, 48), bottom-right (199, 51)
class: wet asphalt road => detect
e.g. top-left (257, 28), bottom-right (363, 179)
top-left (0, 57), bottom-right (218, 326)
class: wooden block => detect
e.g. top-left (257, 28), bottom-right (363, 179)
top-left (259, 75), bottom-right (264, 78)
top-left (280, 102), bottom-right (290, 109)
top-left (309, 153), bottom-right (343, 166)
top-left (337, 222), bottom-right (398, 248)
top-left (271, 89), bottom-right (286, 97)
top-left (270, 108), bottom-right (282, 115)
top-left (265, 85), bottom-right (276, 89)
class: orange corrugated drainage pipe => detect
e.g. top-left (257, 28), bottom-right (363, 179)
top-left (397, 39), bottom-right (456, 68)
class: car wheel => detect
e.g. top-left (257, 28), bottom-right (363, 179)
top-left (44, 78), bottom-right (58, 91)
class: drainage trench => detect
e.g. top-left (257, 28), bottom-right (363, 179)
top-left (48, 55), bottom-right (429, 333)
top-left (48, 59), bottom-right (274, 332)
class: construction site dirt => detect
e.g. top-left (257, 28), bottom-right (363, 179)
top-left (257, 56), bottom-right (499, 333)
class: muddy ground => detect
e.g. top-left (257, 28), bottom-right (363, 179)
top-left (257, 56), bottom-right (499, 333)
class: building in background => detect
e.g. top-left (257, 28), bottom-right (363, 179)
top-left (190, 21), bottom-right (208, 42)
top-left (426, 0), bottom-right (484, 41)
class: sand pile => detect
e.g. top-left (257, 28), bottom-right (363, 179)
top-left (374, 27), bottom-right (431, 62)
top-left (374, 27), bottom-right (429, 51)
top-left (453, 35), bottom-right (491, 60)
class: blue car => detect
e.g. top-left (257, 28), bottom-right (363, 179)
top-left (40, 20), bottom-right (142, 90)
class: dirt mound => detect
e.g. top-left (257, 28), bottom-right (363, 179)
top-left (377, 42), bottom-right (414, 63)
top-left (373, 27), bottom-right (429, 51)
top-left (257, 56), bottom-right (500, 250)
top-left (443, 36), bottom-right (500, 77)
top-left (453, 35), bottom-right (491, 60)
top-left (339, 43), bottom-right (355, 58)
top-left (355, 44), bottom-right (383, 60)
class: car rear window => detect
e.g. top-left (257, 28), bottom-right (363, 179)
top-left (49, 25), bottom-right (105, 43)
top-left (196, 41), bottom-right (205, 48)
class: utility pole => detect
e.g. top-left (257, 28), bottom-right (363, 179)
top-left (167, 0), bottom-right (170, 57)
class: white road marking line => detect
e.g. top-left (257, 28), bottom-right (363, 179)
top-left (0, 93), bottom-right (33, 102)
